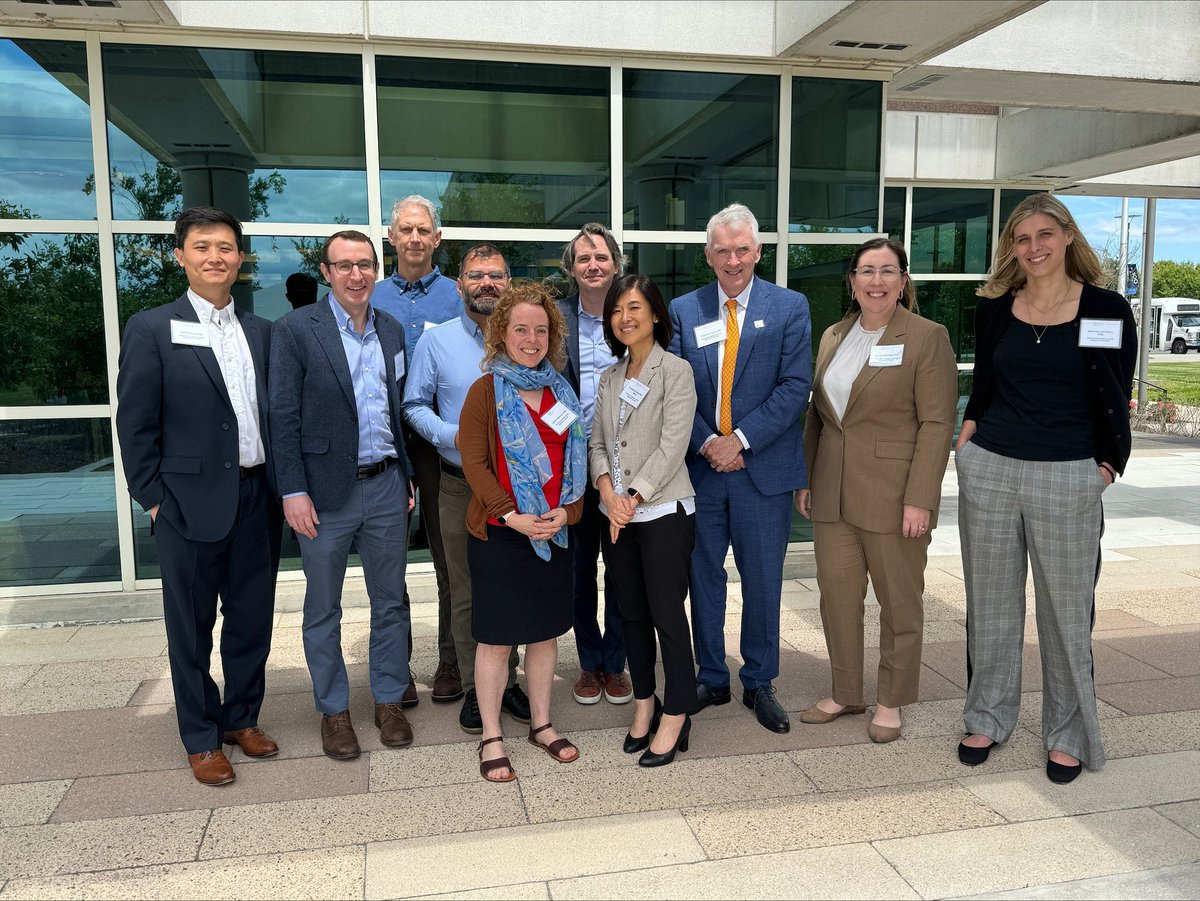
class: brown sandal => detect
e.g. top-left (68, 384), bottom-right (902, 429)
top-left (527, 723), bottom-right (578, 763)
top-left (478, 736), bottom-right (516, 783)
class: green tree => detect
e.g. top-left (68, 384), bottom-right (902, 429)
top-left (1152, 260), bottom-right (1200, 299)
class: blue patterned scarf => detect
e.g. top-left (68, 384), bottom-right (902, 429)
top-left (487, 355), bottom-right (587, 561)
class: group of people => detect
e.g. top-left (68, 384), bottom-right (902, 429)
top-left (115, 191), bottom-right (1134, 789)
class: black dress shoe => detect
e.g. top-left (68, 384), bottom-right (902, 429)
top-left (957, 738), bottom-right (995, 766)
top-left (501, 683), bottom-right (531, 724)
top-left (459, 689), bottom-right (482, 735)
top-left (623, 695), bottom-right (663, 754)
top-left (694, 681), bottom-right (731, 711)
top-left (1046, 759), bottom-right (1083, 784)
top-left (743, 685), bottom-right (790, 734)
top-left (639, 715), bottom-right (691, 768)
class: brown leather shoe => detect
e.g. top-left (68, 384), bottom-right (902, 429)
top-left (222, 725), bottom-right (279, 758)
top-left (188, 749), bottom-right (235, 785)
top-left (321, 710), bottom-right (361, 760)
top-left (799, 702), bottom-right (867, 724)
top-left (402, 669), bottom-right (419, 708)
top-left (374, 702), bottom-right (414, 747)
top-left (432, 659), bottom-right (464, 703)
top-left (602, 671), bottom-right (634, 705)
top-left (868, 721), bottom-right (902, 743)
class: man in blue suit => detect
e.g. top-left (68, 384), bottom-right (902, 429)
top-left (270, 230), bottom-right (415, 760)
top-left (668, 203), bottom-right (812, 733)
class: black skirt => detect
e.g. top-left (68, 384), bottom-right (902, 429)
top-left (469, 524), bottom-right (574, 645)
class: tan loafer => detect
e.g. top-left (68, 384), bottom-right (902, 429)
top-left (799, 703), bottom-right (866, 724)
top-left (868, 721), bottom-right (902, 743)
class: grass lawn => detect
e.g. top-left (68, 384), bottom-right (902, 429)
top-left (1138, 363), bottom-right (1200, 405)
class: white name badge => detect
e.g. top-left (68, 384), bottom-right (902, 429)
top-left (694, 320), bottom-right (725, 348)
top-left (619, 378), bottom-right (650, 408)
top-left (542, 401), bottom-right (579, 435)
top-left (394, 350), bottom-right (406, 381)
top-left (1078, 318), bottom-right (1123, 349)
top-left (754, 319), bottom-right (765, 329)
top-left (170, 320), bottom-right (209, 347)
top-left (869, 344), bottom-right (904, 367)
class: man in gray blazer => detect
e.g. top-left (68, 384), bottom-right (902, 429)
top-left (270, 230), bottom-right (415, 761)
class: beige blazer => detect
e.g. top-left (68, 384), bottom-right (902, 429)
top-left (803, 305), bottom-right (958, 532)
top-left (588, 342), bottom-right (697, 505)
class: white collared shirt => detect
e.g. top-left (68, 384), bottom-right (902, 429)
top-left (187, 288), bottom-right (265, 467)
top-left (710, 277), bottom-right (753, 451)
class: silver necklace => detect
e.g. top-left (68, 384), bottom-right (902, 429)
top-left (1031, 322), bottom-right (1051, 344)
top-left (1023, 285), bottom-right (1073, 345)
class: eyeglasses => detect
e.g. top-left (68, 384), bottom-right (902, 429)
top-left (852, 266), bottom-right (905, 280)
top-left (325, 259), bottom-right (378, 274)
top-left (463, 270), bottom-right (509, 282)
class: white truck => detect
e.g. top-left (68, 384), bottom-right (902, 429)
top-left (1131, 297), bottom-right (1200, 354)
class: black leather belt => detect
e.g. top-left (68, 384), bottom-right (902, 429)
top-left (440, 460), bottom-right (466, 480)
top-left (356, 457), bottom-right (397, 480)
top-left (239, 464), bottom-right (265, 480)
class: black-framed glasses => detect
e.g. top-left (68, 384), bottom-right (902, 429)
top-left (325, 259), bottom-right (379, 274)
top-left (463, 270), bottom-right (510, 282)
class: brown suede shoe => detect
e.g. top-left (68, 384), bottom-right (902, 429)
top-left (222, 725), bottom-right (279, 758)
top-left (321, 710), bottom-right (361, 760)
top-left (402, 669), bottom-right (419, 708)
top-left (375, 702), bottom-right (414, 747)
top-left (188, 749), bottom-right (235, 785)
top-left (432, 659), bottom-right (464, 703)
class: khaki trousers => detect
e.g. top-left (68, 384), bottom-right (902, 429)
top-left (813, 519), bottom-right (930, 708)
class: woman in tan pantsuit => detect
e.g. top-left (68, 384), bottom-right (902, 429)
top-left (796, 238), bottom-right (958, 742)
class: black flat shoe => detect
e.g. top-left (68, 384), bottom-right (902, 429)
top-left (639, 715), bottom-right (691, 768)
top-left (957, 738), bottom-right (995, 766)
top-left (1046, 759), bottom-right (1083, 784)
top-left (623, 695), bottom-right (663, 754)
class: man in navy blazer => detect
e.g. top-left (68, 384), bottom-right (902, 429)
top-left (667, 203), bottom-right (812, 734)
top-left (116, 206), bottom-right (283, 786)
top-left (270, 230), bottom-right (416, 761)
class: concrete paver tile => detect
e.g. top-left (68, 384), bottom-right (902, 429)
top-left (26, 658), bottom-right (170, 688)
top-left (404, 884), bottom-right (550, 900)
top-left (0, 847), bottom-right (365, 900)
top-left (0, 810), bottom-right (208, 880)
top-left (874, 808), bottom-right (1200, 898)
top-left (200, 782), bottom-right (527, 859)
top-left (1096, 626), bottom-right (1200, 677)
top-left (0, 781), bottom-right (71, 828)
top-left (0, 637), bottom-right (168, 665)
top-left (899, 694), bottom-right (1124, 742)
top-left (548, 843), bottom-right (919, 900)
top-left (0, 681), bottom-right (140, 717)
top-left (364, 810), bottom-right (703, 899)
top-left (520, 752), bottom-right (814, 824)
top-left (1097, 675), bottom-right (1200, 715)
top-left (53, 754), bottom-right (368, 822)
top-left (0, 665), bottom-right (39, 690)
top-left (0, 627), bottom-right (79, 646)
top-left (682, 781), bottom-right (1004, 858)
top-left (961, 751), bottom-right (1200, 821)
top-left (1156, 800), bottom-right (1200, 839)
top-left (951, 861), bottom-right (1200, 900)
top-left (1102, 711), bottom-right (1200, 760)
top-left (64, 621), bottom-right (167, 642)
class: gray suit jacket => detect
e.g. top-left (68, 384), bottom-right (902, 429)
top-left (269, 297), bottom-right (412, 512)
top-left (587, 343), bottom-right (697, 505)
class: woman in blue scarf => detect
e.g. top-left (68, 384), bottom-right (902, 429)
top-left (458, 282), bottom-right (588, 782)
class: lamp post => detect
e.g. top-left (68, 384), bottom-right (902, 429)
top-left (1115, 200), bottom-right (1141, 297)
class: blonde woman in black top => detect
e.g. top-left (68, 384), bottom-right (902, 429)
top-left (955, 193), bottom-right (1136, 783)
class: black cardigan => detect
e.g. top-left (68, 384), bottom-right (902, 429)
top-left (964, 283), bottom-right (1138, 475)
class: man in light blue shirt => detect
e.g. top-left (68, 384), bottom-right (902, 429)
top-left (370, 195), bottom-right (463, 704)
top-left (402, 244), bottom-right (528, 735)
top-left (270, 230), bottom-right (417, 759)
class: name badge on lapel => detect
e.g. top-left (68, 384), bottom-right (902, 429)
top-left (619, 378), bottom-right (650, 408)
top-left (869, 344), bottom-right (904, 367)
top-left (542, 401), bottom-right (579, 435)
top-left (170, 320), bottom-right (209, 347)
top-left (1078, 318), bottom-right (1123, 349)
top-left (694, 320), bottom-right (724, 348)
top-left (394, 350), bottom-right (405, 381)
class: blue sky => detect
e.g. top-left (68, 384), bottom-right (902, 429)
top-left (1059, 196), bottom-right (1199, 265)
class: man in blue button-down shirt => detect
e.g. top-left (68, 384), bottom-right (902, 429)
top-left (270, 230), bottom-right (417, 761)
top-left (371, 195), bottom-right (464, 704)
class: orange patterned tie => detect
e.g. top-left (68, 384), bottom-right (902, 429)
top-left (719, 298), bottom-right (739, 435)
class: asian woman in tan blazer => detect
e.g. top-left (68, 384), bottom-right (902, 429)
top-left (796, 238), bottom-right (958, 742)
top-left (589, 274), bottom-right (699, 767)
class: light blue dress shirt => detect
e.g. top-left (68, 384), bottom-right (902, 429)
top-left (577, 301), bottom-right (616, 438)
top-left (370, 266), bottom-right (462, 361)
top-left (330, 296), bottom-right (397, 466)
top-left (401, 314), bottom-right (486, 468)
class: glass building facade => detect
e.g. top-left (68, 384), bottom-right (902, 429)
top-left (0, 31), bottom-right (1028, 593)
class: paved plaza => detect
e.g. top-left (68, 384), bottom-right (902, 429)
top-left (1, 433), bottom-right (1199, 899)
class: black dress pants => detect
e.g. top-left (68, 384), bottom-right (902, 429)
top-left (599, 505), bottom-right (697, 715)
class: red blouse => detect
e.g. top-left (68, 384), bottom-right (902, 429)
top-left (488, 386), bottom-right (566, 525)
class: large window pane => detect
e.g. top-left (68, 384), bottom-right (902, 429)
top-left (115, 233), bottom-right (333, 329)
top-left (385, 240), bottom-right (565, 296)
top-left (790, 78), bottom-right (881, 233)
top-left (377, 58), bottom-right (609, 229)
top-left (102, 45), bottom-right (366, 223)
top-left (916, 280), bottom-right (980, 362)
top-left (0, 419), bottom-right (118, 586)
top-left (998, 188), bottom-right (1042, 231)
top-left (626, 244), bottom-right (774, 304)
top-left (0, 233), bottom-right (105, 405)
top-left (0, 39), bottom-right (95, 220)
top-left (882, 186), bottom-right (906, 243)
top-left (787, 244), bottom-right (857, 354)
top-left (909, 188), bottom-right (992, 274)
top-left (624, 69), bottom-right (778, 231)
